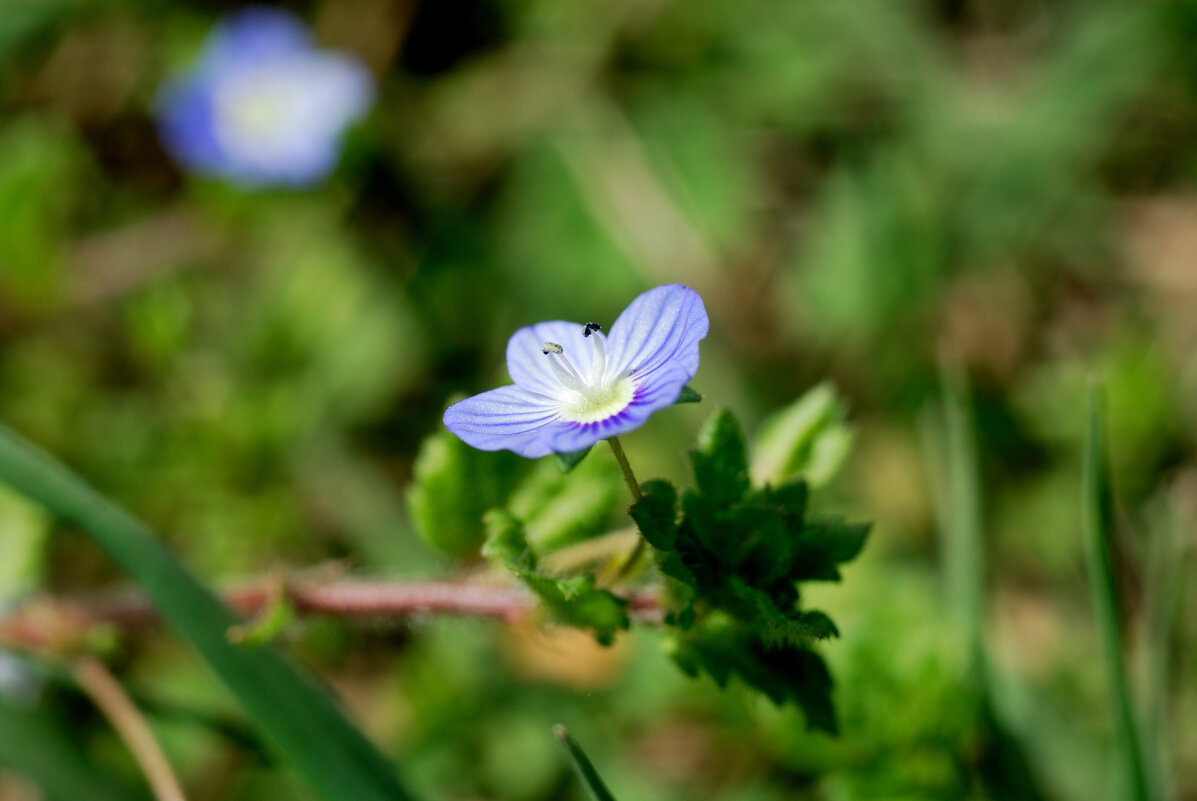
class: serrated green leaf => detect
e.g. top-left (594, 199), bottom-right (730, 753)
top-left (726, 578), bottom-right (838, 644)
top-left (553, 726), bottom-right (619, 801)
top-left (408, 427), bottom-right (527, 558)
top-left (483, 512), bottom-right (628, 644)
top-left (751, 383), bottom-right (852, 487)
top-left (0, 423), bottom-right (420, 801)
top-left (669, 618), bottom-right (837, 733)
top-left (791, 519), bottom-right (871, 581)
top-left (691, 408), bottom-right (750, 507)
top-left (629, 479), bottom-right (678, 550)
top-left (553, 445), bottom-right (593, 472)
top-left (675, 385), bottom-right (702, 404)
top-left (482, 508), bottom-right (537, 573)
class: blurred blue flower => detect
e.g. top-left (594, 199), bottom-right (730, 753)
top-left (444, 284), bottom-right (709, 457)
top-left (156, 7), bottom-right (374, 187)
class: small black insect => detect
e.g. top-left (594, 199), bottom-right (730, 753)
top-left (583, 322), bottom-right (602, 337)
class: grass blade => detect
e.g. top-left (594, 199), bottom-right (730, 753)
top-left (553, 725), bottom-right (618, 801)
top-left (0, 423), bottom-right (419, 801)
top-left (1082, 387), bottom-right (1153, 801)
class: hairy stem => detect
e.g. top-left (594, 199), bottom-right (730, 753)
top-left (0, 578), bottom-right (664, 652)
top-left (74, 656), bottom-right (188, 801)
top-left (606, 436), bottom-right (648, 582)
top-left (607, 436), bottom-right (642, 502)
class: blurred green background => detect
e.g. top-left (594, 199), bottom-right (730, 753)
top-left (1, 0), bottom-right (1195, 799)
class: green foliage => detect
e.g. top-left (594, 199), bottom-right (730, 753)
top-left (668, 615), bottom-right (836, 734)
top-left (751, 383), bottom-right (853, 488)
top-left (632, 408), bottom-right (870, 732)
top-left (408, 428), bottom-right (528, 558)
top-left (506, 449), bottom-right (624, 551)
top-left (0, 691), bottom-right (147, 801)
top-left (0, 423), bottom-right (420, 801)
top-left (483, 510), bottom-right (629, 645)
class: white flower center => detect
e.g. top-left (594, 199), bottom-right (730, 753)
top-left (541, 331), bottom-right (634, 424)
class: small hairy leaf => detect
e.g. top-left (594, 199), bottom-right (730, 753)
top-left (669, 617), bottom-right (837, 733)
top-left (630, 479), bottom-right (678, 550)
top-left (691, 408), bottom-right (751, 507)
top-left (482, 508), bottom-right (537, 573)
top-left (483, 511), bottom-right (628, 644)
top-left (791, 519), bottom-right (871, 581)
top-left (409, 428), bottom-right (526, 557)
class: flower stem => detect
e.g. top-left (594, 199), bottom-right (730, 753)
top-left (606, 436), bottom-right (648, 582)
top-left (606, 436), bottom-right (642, 502)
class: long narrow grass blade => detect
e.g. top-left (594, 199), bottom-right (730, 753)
top-left (918, 370), bottom-right (983, 678)
top-left (553, 725), bottom-right (618, 801)
top-left (0, 692), bottom-right (148, 801)
top-left (0, 423), bottom-right (418, 801)
top-left (1082, 387), bottom-right (1153, 801)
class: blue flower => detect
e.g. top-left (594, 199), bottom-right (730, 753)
top-left (156, 7), bottom-right (374, 187)
top-left (444, 284), bottom-right (709, 457)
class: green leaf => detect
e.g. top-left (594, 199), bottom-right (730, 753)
top-left (751, 383), bottom-right (853, 488)
top-left (674, 385), bottom-right (703, 404)
top-left (726, 578), bottom-right (838, 645)
top-left (690, 409), bottom-right (751, 507)
top-left (0, 691), bottom-right (147, 801)
top-left (553, 445), bottom-right (593, 472)
top-left (483, 511), bottom-right (629, 644)
top-left (526, 573), bottom-right (629, 646)
top-left (553, 725), bottom-right (619, 801)
top-left (482, 508), bottom-right (538, 573)
top-left (509, 456), bottom-right (622, 551)
top-left (408, 427), bottom-right (527, 557)
top-left (629, 479), bottom-right (678, 550)
top-left (0, 423), bottom-right (419, 801)
top-left (1083, 387), bottom-right (1154, 801)
top-left (790, 519), bottom-right (871, 581)
top-left (669, 617), bottom-right (837, 733)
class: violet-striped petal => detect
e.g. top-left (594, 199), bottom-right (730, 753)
top-left (603, 284), bottom-right (708, 382)
top-left (443, 386), bottom-right (561, 458)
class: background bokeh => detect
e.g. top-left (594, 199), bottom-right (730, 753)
top-left (1, 0), bottom-right (1195, 799)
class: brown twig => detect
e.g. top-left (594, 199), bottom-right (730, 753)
top-left (74, 656), bottom-right (188, 801)
top-left (0, 577), bottom-right (663, 652)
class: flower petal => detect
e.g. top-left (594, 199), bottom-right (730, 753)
top-left (546, 365), bottom-right (694, 453)
top-left (604, 284), bottom-right (708, 383)
top-left (506, 320), bottom-right (610, 396)
top-left (443, 386), bottom-right (562, 458)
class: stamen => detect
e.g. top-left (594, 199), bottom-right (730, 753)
top-left (583, 322), bottom-right (602, 338)
top-left (541, 341), bottom-right (585, 391)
